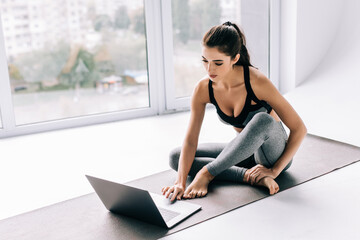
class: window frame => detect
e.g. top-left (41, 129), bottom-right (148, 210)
top-left (161, 0), bottom-right (191, 111)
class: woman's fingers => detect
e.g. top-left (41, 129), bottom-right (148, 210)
top-left (165, 186), bottom-right (174, 198)
top-left (162, 185), bottom-right (185, 201)
top-left (247, 165), bottom-right (262, 182)
top-left (170, 187), bottom-right (183, 202)
top-left (247, 165), bottom-right (271, 184)
top-left (250, 171), bottom-right (260, 185)
top-left (161, 186), bottom-right (169, 194)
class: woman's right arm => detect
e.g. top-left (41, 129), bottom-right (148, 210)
top-left (162, 79), bottom-right (208, 201)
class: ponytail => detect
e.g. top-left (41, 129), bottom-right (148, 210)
top-left (229, 23), bottom-right (252, 67)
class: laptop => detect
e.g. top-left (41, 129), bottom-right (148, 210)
top-left (85, 175), bottom-right (201, 229)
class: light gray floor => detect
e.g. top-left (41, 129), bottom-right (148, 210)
top-left (1, 87), bottom-right (359, 239)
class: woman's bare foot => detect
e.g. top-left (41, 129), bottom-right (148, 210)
top-left (183, 167), bottom-right (215, 199)
top-left (243, 171), bottom-right (279, 195)
top-left (256, 177), bottom-right (279, 195)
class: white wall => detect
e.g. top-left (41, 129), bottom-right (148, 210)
top-left (309, 0), bottom-right (360, 78)
top-left (279, 0), bottom-right (345, 93)
top-left (295, 0), bottom-right (344, 86)
top-left (282, 0), bottom-right (360, 146)
top-left (282, 0), bottom-right (360, 86)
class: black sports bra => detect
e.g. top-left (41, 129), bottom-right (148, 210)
top-left (208, 65), bottom-right (272, 128)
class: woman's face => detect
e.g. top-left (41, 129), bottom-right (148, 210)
top-left (201, 46), bottom-right (238, 81)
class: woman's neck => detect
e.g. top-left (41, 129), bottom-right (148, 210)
top-left (217, 65), bottom-right (244, 89)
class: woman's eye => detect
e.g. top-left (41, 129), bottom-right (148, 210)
top-left (215, 63), bottom-right (223, 66)
top-left (202, 60), bottom-right (208, 63)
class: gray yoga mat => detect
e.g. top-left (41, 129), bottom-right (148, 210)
top-left (1, 134), bottom-right (360, 240)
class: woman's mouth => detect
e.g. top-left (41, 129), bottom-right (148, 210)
top-left (210, 75), bottom-right (217, 78)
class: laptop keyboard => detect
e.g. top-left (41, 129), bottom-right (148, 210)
top-left (158, 208), bottom-right (181, 222)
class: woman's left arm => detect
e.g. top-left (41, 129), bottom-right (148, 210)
top-left (249, 72), bottom-right (307, 181)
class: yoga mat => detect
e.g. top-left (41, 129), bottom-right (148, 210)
top-left (1, 134), bottom-right (359, 240)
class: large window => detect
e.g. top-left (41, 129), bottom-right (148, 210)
top-left (0, 0), bottom-right (149, 125)
top-left (0, 0), bottom-right (273, 138)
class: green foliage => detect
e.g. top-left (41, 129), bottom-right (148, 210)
top-left (77, 49), bottom-right (95, 72)
top-left (189, 0), bottom-right (222, 39)
top-left (13, 42), bottom-right (70, 84)
top-left (132, 8), bottom-right (145, 35)
top-left (115, 5), bottom-right (131, 29)
top-left (59, 48), bottom-right (103, 89)
top-left (8, 64), bottom-right (23, 81)
top-left (172, 0), bottom-right (190, 44)
top-left (93, 15), bottom-right (113, 31)
top-left (108, 33), bottom-right (147, 76)
top-left (202, 0), bottom-right (221, 28)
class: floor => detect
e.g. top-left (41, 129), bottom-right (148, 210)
top-left (0, 107), bottom-right (236, 221)
top-left (1, 77), bottom-right (359, 239)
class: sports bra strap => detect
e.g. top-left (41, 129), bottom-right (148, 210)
top-left (208, 80), bottom-right (216, 104)
top-left (244, 65), bottom-right (261, 104)
top-left (244, 65), bottom-right (272, 113)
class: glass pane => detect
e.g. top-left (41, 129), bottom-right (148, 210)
top-left (171, 0), bottom-right (269, 98)
top-left (0, 0), bottom-right (149, 125)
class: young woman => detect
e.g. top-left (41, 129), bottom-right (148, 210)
top-left (162, 21), bottom-right (307, 201)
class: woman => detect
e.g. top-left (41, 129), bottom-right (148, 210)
top-left (161, 21), bottom-right (307, 201)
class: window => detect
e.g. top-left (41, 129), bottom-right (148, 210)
top-left (1, 0), bottom-right (149, 125)
top-left (0, 0), bottom-right (274, 138)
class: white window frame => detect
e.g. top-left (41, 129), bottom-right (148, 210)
top-left (161, 0), bottom-right (191, 111)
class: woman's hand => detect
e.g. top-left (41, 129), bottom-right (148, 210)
top-left (161, 183), bottom-right (185, 202)
top-left (246, 164), bottom-right (276, 185)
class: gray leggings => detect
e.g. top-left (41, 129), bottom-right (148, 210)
top-left (169, 112), bottom-right (292, 183)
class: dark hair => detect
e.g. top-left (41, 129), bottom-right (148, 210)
top-left (202, 21), bottom-right (252, 67)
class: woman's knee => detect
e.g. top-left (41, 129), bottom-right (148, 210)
top-left (169, 147), bottom-right (181, 171)
top-left (251, 112), bottom-right (274, 127)
top-left (252, 112), bottom-right (274, 124)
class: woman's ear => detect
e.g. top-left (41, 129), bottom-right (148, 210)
top-left (232, 53), bottom-right (240, 65)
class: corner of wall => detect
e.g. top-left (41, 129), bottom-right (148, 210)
top-left (278, 0), bottom-right (297, 94)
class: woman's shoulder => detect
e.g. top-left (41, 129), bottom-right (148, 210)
top-left (194, 75), bottom-right (210, 91)
top-left (192, 76), bottom-right (211, 104)
top-left (248, 66), bottom-right (279, 100)
top-left (248, 66), bottom-right (271, 87)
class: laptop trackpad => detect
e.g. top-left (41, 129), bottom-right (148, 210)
top-left (150, 193), bottom-right (201, 225)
